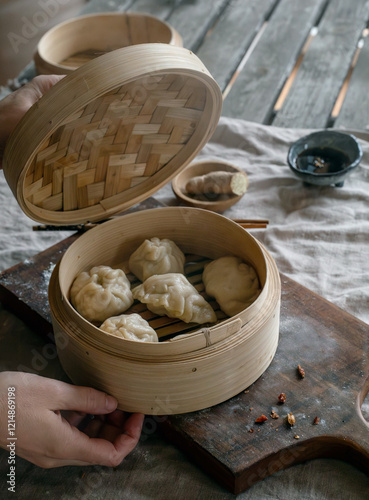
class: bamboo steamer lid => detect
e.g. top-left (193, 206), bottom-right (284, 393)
top-left (3, 44), bottom-right (222, 225)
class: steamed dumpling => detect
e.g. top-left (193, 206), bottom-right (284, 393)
top-left (132, 273), bottom-right (217, 324)
top-left (202, 256), bottom-right (260, 316)
top-left (70, 265), bottom-right (133, 322)
top-left (129, 237), bottom-right (185, 282)
top-left (100, 313), bottom-right (158, 342)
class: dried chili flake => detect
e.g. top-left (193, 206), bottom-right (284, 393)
top-left (287, 413), bottom-right (296, 427)
top-left (249, 428), bottom-right (254, 433)
top-left (278, 393), bottom-right (286, 404)
top-left (313, 416), bottom-right (320, 425)
top-left (297, 364), bottom-right (305, 379)
top-left (255, 414), bottom-right (268, 424)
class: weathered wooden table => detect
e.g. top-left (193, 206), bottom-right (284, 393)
top-left (1, 0), bottom-right (369, 498)
top-left (5, 0), bottom-right (369, 130)
top-left (79, 0), bottom-right (369, 130)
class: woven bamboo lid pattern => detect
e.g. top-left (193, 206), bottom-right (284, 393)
top-left (4, 44), bottom-right (222, 225)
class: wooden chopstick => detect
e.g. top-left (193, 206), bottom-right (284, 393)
top-left (237, 223), bottom-right (268, 229)
top-left (232, 219), bottom-right (269, 229)
top-left (32, 223), bottom-right (98, 232)
top-left (33, 218), bottom-right (269, 232)
top-left (232, 219), bottom-right (269, 224)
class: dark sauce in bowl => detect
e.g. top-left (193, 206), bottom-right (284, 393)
top-left (296, 147), bottom-right (350, 174)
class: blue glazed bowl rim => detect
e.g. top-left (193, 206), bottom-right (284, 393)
top-left (287, 130), bottom-right (363, 179)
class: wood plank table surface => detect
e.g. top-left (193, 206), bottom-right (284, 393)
top-left (78, 0), bottom-right (369, 129)
top-left (1, 0), bottom-right (369, 498)
top-left (3, 0), bottom-right (369, 130)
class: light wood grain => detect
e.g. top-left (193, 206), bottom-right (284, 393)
top-left (34, 12), bottom-right (182, 75)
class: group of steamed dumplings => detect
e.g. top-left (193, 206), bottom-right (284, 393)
top-left (70, 237), bottom-right (261, 343)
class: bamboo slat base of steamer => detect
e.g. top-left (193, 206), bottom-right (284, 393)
top-left (0, 200), bottom-right (368, 494)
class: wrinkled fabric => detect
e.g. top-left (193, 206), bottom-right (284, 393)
top-left (0, 171), bottom-right (72, 271)
top-left (156, 117), bottom-right (369, 326)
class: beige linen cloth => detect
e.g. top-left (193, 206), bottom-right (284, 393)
top-left (0, 117), bottom-right (368, 498)
top-left (157, 117), bottom-right (369, 326)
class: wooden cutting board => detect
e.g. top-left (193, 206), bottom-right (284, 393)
top-left (0, 200), bottom-right (368, 494)
top-left (158, 280), bottom-right (369, 493)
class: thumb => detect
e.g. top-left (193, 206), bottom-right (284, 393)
top-left (28, 74), bottom-right (65, 97)
top-left (53, 382), bottom-right (118, 415)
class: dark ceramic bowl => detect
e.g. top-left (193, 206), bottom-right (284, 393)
top-left (287, 130), bottom-right (362, 187)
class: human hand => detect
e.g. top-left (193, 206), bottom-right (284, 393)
top-left (0, 371), bottom-right (144, 468)
top-left (0, 75), bottom-right (64, 168)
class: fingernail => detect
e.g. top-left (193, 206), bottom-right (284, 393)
top-left (106, 395), bottom-right (117, 412)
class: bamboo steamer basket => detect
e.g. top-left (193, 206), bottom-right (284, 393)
top-left (49, 207), bottom-right (280, 415)
top-left (34, 12), bottom-right (183, 75)
top-left (3, 43), bottom-right (281, 415)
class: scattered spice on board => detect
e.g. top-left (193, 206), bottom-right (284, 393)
top-left (294, 435), bottom-right (300, 439)
top-left (255, 415), bottom-right (268, 424)
top-left (297, 364), bottom-right (305, 378)
top-left (271, 410), bottom-right (279, 419)
top-left (278, 393), bottom-right (286, 404)
top-left (313, 416), bottom-right (320, 425)
top-left (249, 428), bottom-right (254, 433)
top-left (287, 413), bottom-right (296, 427)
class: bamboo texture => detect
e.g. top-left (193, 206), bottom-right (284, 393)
top-left (3, 44), bottom-right (222, 225)
top-left (34, 12), bottom-right (183, 75)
